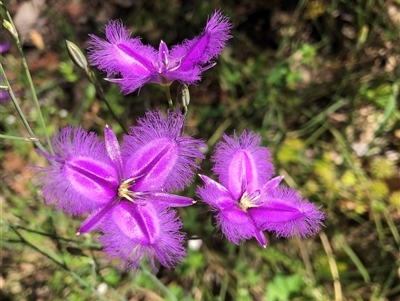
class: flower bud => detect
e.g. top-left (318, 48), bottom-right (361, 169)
top-left (2, 20), bottom-right (18, 39)
top-left (65, 40), bottom-right (88, 70)
top-left (177, 83), bottom-right (190, 113)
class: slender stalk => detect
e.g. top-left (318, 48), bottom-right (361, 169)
top-left (3, 8), bottom-right (54, 153)
top-left (93, 81), bottom-right (128, 134)
top-left (320, 232), bottom-right (342, 301)
top-left (295, 236), bottom-right (315, 282)
top-left (163, 85), bottom-right (173, 108)
top-left (64, 39), bottom-right (128, 134)
top-left (187, 233), bottom-right (218, 240)
top-left (382, 209), bottom-right (400, 245)
top-left (141, 269), bottom-right (177, 301)
top-left (336, 234), bottom-right (370, 283)
top-left (0, 134), bottom-right (39, 142)
top-left (207, 118), bottom-right (232, 148)
top-left (0, 63), bottom-right (47, 152)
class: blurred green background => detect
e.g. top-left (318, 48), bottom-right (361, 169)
top-left (1, 0), bottom-right (399, 300)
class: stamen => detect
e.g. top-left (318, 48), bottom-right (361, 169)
top-left (118, 178), bottom-right (138, 203)
top-left (168, 59), bottom-right (182, 72)
top-left (239, 190), bottom-right (262, 211)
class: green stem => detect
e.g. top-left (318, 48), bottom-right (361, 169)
top-left (0, 63), bottom-right (47, 152)
top-left (0, 134), bottom-right (39, 142)
top-left (3, 8), bottom-right (54, 154)
top-left (163, 85), bottom-right (173, 108)
top-left (94, 83), bottom-right (128, 134)
top-left (382, 209), bottom-right (400, 246)
top-left (141, 269), bottom-right (177, 301)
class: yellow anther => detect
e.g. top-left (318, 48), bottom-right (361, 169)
top-left (238, 190), bottom-right (261, 211)
top-left (118, 178), bottom-right (136, 202)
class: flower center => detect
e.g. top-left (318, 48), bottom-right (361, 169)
top-left (118, 178), bottom-right (136, 202)
top-left (117, 175), bottom-right (148, 205)
top-left (239, 190), bottom-right (261, 211)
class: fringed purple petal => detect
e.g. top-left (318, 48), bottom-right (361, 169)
top-left (106, 76), bottom-right (152, 95)
top-left (155, 67), bottom-right (202, 85)
top-left (88, 20), bottom-right (156, 77)
top-left (122, 110), bottom-right (205, 191)
top-left (253, 229), bottom-right (267, 247)
top-left (34, 126), bottom-right (118, 215)
top-left (216, 206), bottom-right (259, 245)
top-left (196, 174), bottom-right (236, 210)
top-left (148, 192), bottom-right (195, 207)
top-left (250, 187), bottom-right (325, 238)
top-left (261, 176), bottom-right (284, 190)
top-left (123, 137), bottom-right (182, 191)
top-left (88, 20), bottom-right (157, 94)
top-left (99, 202), bottom-right (186, 271)
top-left (77, 197), bottom-right (119, 235)
top-left (104, 125), bottom-right (123, 180)
top-left (158, 40), bottom-right (170, 74)
top-left (212, 131), bottom-right (274, 200)
top-left (170, 11), bottom-right (232, 71)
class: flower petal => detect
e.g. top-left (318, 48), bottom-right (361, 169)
top-left (122, 110), bottom-right (205, 191)
top-left (262, 176), bottom-right (284, 190)
top-left (105, 76), bottom-right (152, 95)
top-left (216, 206), bottom-right (259, 245)
top-left (250, 187), bottom-right (325, 238)
top-left (34, 126), bottom-right (118, 215)
top-left (158, 40), bottom-right (169, 73)
top-left (148, 192), bottom-right (195, 207)
top-left (212, 131), bottom-right (274, 199)
top-left (104, 125), bottom-right (123, 180)
top-left (156, 67), bottom-right (202, 86)
top-left (77, 197), bottom-right (119, 234)
top-left (196, 174), bottom-right (236, 209)
top-left (99, 202), bottom-right (186, 271)
top-left (253, 229), bottom-right (267, 247)
top-left (88, 20), bottom-right (157, 93)
top-left (170, 11), bottom-right (232, 71)
top-left (88, 20), bottom-right (156, 75)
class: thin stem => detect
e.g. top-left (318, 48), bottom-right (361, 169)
top-left (0, 134), bottom-right (39, 142)
top-left (187, 227), bottom-right (220, 240)
top-left (320, 232), bottom-right (343, 301)
top-left (187, 233), bottom-right (216, 240)
top-left (3, 8), bottom-right (54, 153)
top-left (295, 236), bottom-right (315, 281)
top-left (0, 63), bottom-right (47, 152)
top-left (163, 85), bottom-right (173, 108)
top-left (382, 209), bottom-right (400, 246)
top-left (94, 82), bottom-right (129, 134)
top-left (141, 269), bottom-right (177, 301)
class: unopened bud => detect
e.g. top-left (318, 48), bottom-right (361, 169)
top-left (65, 40), bottom-right (88, 70)
top-left (177, 83), bottom-right (190, 113)
top-left (2, 20), bottom-right (18, 39)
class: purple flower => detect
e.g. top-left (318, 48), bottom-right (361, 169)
top-left (0, 40), bottom-right (10, 53)
top-left (88, 11), bottom-right (232, 94)
top-left (197, 131), bottom-right (325, 247)
top-left (35, 110), bottom-right (205, 269)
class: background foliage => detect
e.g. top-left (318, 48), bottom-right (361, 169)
top-left (1, 0), bottom-right (399, 300)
